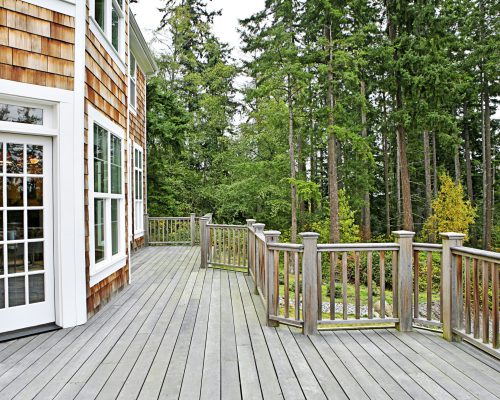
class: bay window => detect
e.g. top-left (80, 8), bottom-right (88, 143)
top-left (134, 145), bottom-right (144, 236)
top-left (89, 108), bottom-right (126, 281)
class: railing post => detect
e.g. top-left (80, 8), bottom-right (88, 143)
top-left (300, 232), bottom-right (320, 335)
top-left (264, 230), bottom-right (281, 327)
top-left (144, 213), bottom-right (149, 246)
top-left (246, 219), bottom-right (256, 276)
top-left (253, 223), bottom-right (265, 295)
top-left (200, 217), bottom-right (209, 269)
top-left (393, 230), bottom-right (415, 332)
top-left (190, 213), bottom-right (196, 246)
top-left (441, 232), bottom-right (465, 341)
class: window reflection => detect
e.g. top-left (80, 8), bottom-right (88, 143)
top-left (0, 104), bottom-right (43, 125)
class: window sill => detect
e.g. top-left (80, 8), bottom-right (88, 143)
top-left (134, 231), bottom-right (145, 239)
top-left (90, 254), bottom-right (127, 287)
top-left (89, 18), bottom-right (126, 75)
top-left (129, 103), bottom-right (137, 115)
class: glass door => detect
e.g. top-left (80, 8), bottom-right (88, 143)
top-left (0, 133), bottom-right (54, 333)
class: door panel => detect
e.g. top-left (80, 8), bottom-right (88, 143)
top-left (0, 134), bottom-right (54, 333)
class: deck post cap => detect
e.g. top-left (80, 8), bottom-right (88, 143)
top-left (392, 230), bottom-right (416, 238)
top-left (263, 230), bottom-right (281, 236)
top-left (439, 232), bottom-right (466, 240)
top-left (299, 232), bottom-right (320, 239)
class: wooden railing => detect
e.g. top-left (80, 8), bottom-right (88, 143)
top-left (445, 239), bottom-right (499, 356)
top-left (146, 214), bottom-right (499, 358)
top-left (146, 213), bottom-right (199, 246)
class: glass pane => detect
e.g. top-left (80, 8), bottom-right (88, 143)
top-left (27, 145), bottom-right (43, 174)
top-left (94, 124), bottom-right (108, 193)
top-left (28, 210), bottom-right (43, 239)
top-left (130, 80), bottom-right (136, 108)
top-left (139, 171), bottom-right (143, 200)
top-left (7, 143), bottom-right (23, 174)
top-left (0, 104), bottom-right (43, 125)
top-left (0, 278), bottom-right (4, 309)
top-left (111, 135), bottom-right (121, 194)
top-left (111, 199), bottom-right (119, 255)
top-left (135, 170), bottom-right (139, 200)
top-left (0, 245), bottom-right (3, 275)
top-left (94, 0), bottom-right (105, 29)
top-left (0, 142), bottom-right (3, 172)
top-left (29, 274), bottom-right (44, 303)
top-left (8, 243), bottom-right (24, 274)
top-left (7, 210), bottom-right (24, 240)
top-left (28, 242), bottom-right (44, 271)
top-left (0, 213), bottom-right (3, 241)
top-left (130, 55), bottom-right (136, 77)
top-left (0, 176), bottom-right (3, 206)
top-left (8, 276), bottom-right (25, 307)
top-left (27, 177), bottom-right (43, 206)
top-left (7, 177), bottom-right (23, 207)
top-left (94, 199), bottom-right (105, 263)
top-left (112, 6), bottom-right (119, 51)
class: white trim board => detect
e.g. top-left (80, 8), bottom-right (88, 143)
top-left (0, 79), bottom-right (87, 330)
top-left (19, 0), bottom-right (76, 16)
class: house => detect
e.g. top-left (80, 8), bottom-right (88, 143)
top-left (0, 0), bottom-right (157, 337)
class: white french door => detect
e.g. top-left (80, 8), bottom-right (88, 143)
top-left (0, 133), bottom-right (54, 333)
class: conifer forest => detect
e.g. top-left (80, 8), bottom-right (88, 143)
top-left (146, 0), bottom-right (499, 250)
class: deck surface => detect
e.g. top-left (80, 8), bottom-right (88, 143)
top-left (0, 246), bottom-right (499, 399)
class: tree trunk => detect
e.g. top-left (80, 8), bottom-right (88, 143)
top-left (287, 75), bottom-right (297, 243)
top-left (396, 131), bottom-right (401, 230)
top-left (482, 85), bottom-right (492, 250)
top-left (432, 131), bottom-right (438, 196)
top-left (326, 24), bottom-right (340, 243)
top-left (382, 92), bottom-right (391, 237)
top-left (463, 103), bottom-right (474, 201)
top-left (360, 81), bottom-right (371, 241)
top-left (454, 145), bottom-right (461, 185)
top-left (423, 131), bottom-right (432, 218)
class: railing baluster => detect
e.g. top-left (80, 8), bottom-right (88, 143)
top-left (465, 257), bottom-right (471, 334)
top-left (482, 260), bottom-right (489, 344)
top-left (342, 252), bottom-right (348, 320)
top-left (493, 263), bottom-right (498, 349)
top-left (414, 250), bottom-right (419, 319)
top-left (473, 258), bottom-right (480, 338)
top-left (367, 251), bottom-right (373, 319)
top-left (330, 252), bottom-right (336, 320)
top-left (426, 252), bottom-right (433, 321)
top-left (318, 252), bottom-right (322, 321)
top-left (355, 251), bottom-right (360, 319)
top-left (295, 252), bottom-right (300, 321)
top-left (393, 250), bottom-right (398, 318)
top-left (380, 251), bottom-right (385, 319)
top-left (284, 251), bottom-right (290, 319)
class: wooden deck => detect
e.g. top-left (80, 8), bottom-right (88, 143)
top-left (0, 246), bottom-right (499, 400)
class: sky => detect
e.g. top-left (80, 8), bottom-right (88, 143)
top-left (130, 0), bottom-right (265, 60)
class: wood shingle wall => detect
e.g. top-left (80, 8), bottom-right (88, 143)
top-left (84, 0), bottom-right (130, 317)
top-left (0, 0), bottom-right (75, 90)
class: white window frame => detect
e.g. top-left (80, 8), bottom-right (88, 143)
top-left (89, 0), bottom-right (126, 73)
top-left (129, 52), bottom-right (137, 112)
top-left (133, 143), bottom-right (144, 238)
top-left (88, 106), bottom-right (126, 286)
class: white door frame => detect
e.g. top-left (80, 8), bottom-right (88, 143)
top-left (0, 80), bottom-right (87, 329)
top-left (0, 134), bottom-right (55, 332)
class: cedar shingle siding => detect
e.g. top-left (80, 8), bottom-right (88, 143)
top-left (0, 0), bottom-right (75, 90)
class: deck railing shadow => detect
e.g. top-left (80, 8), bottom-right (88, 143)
top-left (145, 213), bottom-right (499, 359)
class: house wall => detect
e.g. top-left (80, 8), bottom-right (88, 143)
top-left (130, 66), bottom-right (147, 249)
top-left (84, 0), bottom-right (130, 316)
top-left (0, 0), bottom-right (75, 90)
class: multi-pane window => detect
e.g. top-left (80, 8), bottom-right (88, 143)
top-left (93, 123), bottom-right (124, 266)
top-left (93, 0), bottom-right (124, 54)
top-left (130, 54), bottom-right (137, 109)
top-left (134, 146), bottom-right (144, 235)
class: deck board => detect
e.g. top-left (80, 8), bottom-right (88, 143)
top-left (0, 246), bottom-right (499, 400)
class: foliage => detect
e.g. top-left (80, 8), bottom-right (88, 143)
top-left (422, 173), bottom-right (477, 242)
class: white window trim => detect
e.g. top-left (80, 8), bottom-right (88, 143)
top-left (133, 143), bottom-right (144, 237)
top-left (129, 53), bottom-right (137, 114)
top-left (0, 95), bottom-right (58, 136)
top-left (89, 0), bottom-right (126, 74)
top-left (88, 106), bottom-right (126, 287)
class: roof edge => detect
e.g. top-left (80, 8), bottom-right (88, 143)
top-left (129, 12), bottom-right (158, 76)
